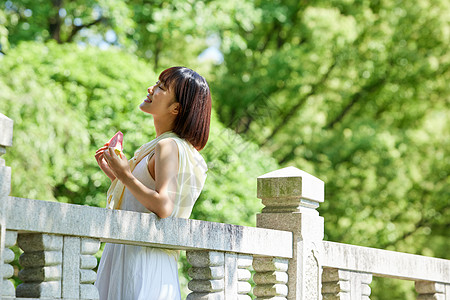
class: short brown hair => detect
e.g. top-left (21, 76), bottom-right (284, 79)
top-left (159, 67), bottom-right (211, 150)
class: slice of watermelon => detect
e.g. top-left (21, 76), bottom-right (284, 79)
top-left (108, 131), bottom-right (123, 156)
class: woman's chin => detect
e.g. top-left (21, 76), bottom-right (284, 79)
top-left (139, 104), bottom-right (155, 116)
top-left (139, 102), bottom-right (148, 111)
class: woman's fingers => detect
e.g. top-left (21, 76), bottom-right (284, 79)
top-left (95, 142), bottom-right (110, 153)
top-left (103, 148), bottom-right (110, 163)
top-left (95, 150), bottom-right (108, 165)
top-left (103, 147), bottom-right (117, 166)
top-left (95, 151), bottom-right (103, 159)
top-left (93, 143), bottom-right (118, 182)
top-left (96, 146), bottom-right (108, 155)
top-left (94, 141), bottom-right (110, 155)
top-left (95, 154), bottom-right (103, 165)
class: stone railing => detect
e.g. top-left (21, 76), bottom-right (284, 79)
top-left (1, 112), bottom-right (449, 299)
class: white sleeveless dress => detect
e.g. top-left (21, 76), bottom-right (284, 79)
top-left (95, 138), bottom-right (207, 300)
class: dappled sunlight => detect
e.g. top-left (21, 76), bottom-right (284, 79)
top-left (1, 0), bottom-right (448, 298)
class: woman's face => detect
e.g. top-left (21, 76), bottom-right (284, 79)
top-left (139, 80), bottom-right (178, 117)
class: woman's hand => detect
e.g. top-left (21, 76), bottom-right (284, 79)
top-left (103, 147), bottom-right (132, 182)
top-left (95, 143), bottom-right (116, 182)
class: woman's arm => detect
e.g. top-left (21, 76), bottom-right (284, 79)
top-left (103, 138), bottom-right (179, 218)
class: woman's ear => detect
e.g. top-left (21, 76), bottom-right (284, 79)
top-left (170, 102), bottom-right (181, 115)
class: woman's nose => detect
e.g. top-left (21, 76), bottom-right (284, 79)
top-left (148, 86), bottom-right (154, 94)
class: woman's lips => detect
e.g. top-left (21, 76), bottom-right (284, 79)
top-left (144, 94), bottom-right (152, 103)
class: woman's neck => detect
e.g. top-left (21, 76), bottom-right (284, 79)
top-left (153, 117), bottom-right (175, 137)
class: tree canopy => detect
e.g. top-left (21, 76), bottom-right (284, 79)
top-left (1, 0), bottom-right (449, 298)
top-left (0, 41), bottom-right (278, 225)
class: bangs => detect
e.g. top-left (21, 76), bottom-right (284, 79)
top-left (158, 68), bottom-right (180, 92)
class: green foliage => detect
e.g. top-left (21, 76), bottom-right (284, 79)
top-left (1, 0), bottom-right (213, 71)
top-left (209, 0), bottom-right (450, 251)
top-left (1, 0), bottom-right (449, 298)
top-left (205, 1), bottom-right (450, 297)
top-left (197, 110), bottom-right (279, 225)
top-left (0, 9), bottom-right (9, 52)
top-left (371, 277), bottom-right (416, 300)
top-left (0, 41), bottom-right (277, 222)
top-left (0, 41), bottom-right (156, 206)
top-left (2, 0), bottom-right (131, 45)
top-left (1, 41), bottom-right (280, 297)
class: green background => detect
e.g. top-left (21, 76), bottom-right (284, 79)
top-left (1, 0), bottom-right (449, 298)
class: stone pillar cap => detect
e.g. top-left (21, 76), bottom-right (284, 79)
top-left (0, 114), bottom-right (13, 148)
top-left (257, 167), bottom-right (324, 213)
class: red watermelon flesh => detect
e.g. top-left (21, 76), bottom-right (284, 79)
top-left (108, 131), bottom-right (123, 155)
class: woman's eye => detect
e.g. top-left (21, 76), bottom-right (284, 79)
top-left (155, 81), bottom-right (165, 90)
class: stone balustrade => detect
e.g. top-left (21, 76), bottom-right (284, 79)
top-left (1, 112), bottom-right (449, 299)
top-left (2, 196), bottom-right (292, 299)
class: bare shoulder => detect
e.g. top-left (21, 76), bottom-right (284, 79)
top-left (155, 138), bottom-right (179, 156)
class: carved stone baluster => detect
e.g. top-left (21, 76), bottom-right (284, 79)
top-left (322, 268), bottom-right (372, 300)
top-left (187, 250), bottom-right (225, 300)
top-left (359, 273), bottom-right (372, 300)
top-left (253, 256), bottom-right (289, 300)
top-left (1, 230), bottom-right (17, 297)
top-left (80, 238), bottom-right (100, 299)
top-left (415, 281), bottom-right (450, 300)
top-left (17, 233), bottom-right (63, 298)
top-left (237, 254), bottom-right (252, 299)
top-left (224, 253), bottom-right (252, 299)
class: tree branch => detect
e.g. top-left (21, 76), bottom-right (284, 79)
top-left (66, 17), bottom-right (105, 43)
top-left (277, 76), bottom-right (386, 165)
top-left (324, 77), bottom-right (386, 130)
top-left (154, 38), bottom-right (162, 71)
top-left (49, 0), bottom-right (64, 43)
top-left (260, 60), bottom-right (337, 148)
top-left (381, 217), bottom-right (428, 248)
top-left (278, 0), bottom-right (307, 47)
top-left (261, 24), bottom-right (373, 148)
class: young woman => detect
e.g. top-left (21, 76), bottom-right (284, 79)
top-left (94, 67), bottom-right (211, 299)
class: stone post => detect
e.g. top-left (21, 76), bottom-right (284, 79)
top-left (0, 113), bottom-right (14, 297)
top-left (322, 268), bottom-right (372, 299)
top-left (415, 281), bottom-right (450, 300)
top-left (256, 167), bottom-right (325, 300)
top-left (61, 237), bottom-right (100, 299)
